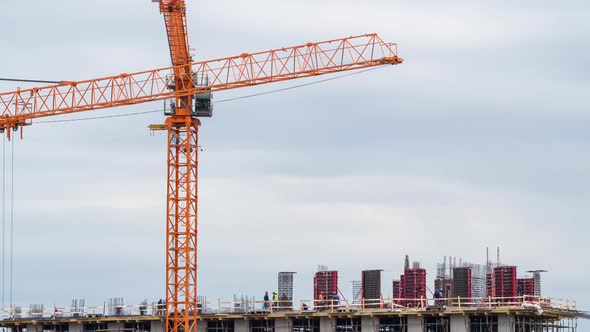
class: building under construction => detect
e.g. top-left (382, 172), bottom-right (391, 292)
top-left (0, 254), bottom-right (583, 332)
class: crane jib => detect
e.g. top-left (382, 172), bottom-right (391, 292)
top-left (0, 34), bottom-right (402, 135)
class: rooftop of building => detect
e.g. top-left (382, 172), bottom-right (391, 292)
top-left (0, 295), bottom-right (581, 328)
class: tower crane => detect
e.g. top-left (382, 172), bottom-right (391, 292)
top-left (0, 1), bottom-right (403, 332)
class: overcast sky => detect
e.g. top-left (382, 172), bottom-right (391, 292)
top-left (0, 0), bottom-right (588, 326)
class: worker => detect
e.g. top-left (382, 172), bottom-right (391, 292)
top-left (434, 288), bottom-right (443, 306)
top-left (273, 292), bottom-right (279, 310)
top-left (318, 292), bottom-right (325, 311)
top-left (331, 293), bottom-right (340, 309)
top-left (301, 302), bottom-right (308, 311)
top-left (157, 299), bottom-right (164, 315)
top-left (263, 291), bottom-right (270, 310)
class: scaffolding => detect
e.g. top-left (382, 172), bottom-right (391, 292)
top-left (527, 270), bottom-right (547, 297)
top-left (70, 299), bottom-right (85, 317)
top-left (278, 272), bottom-right (296, 300)
top-left (464, 263), bottom-right (486, 300)
top-left (107, 298), bottom-right (124, 316)
top-left (278, 272), bottom-right (296, 310)
top-left (513, 316), bottom-right (577, 332)
top-left (351, 281), bottom-right (362, 304)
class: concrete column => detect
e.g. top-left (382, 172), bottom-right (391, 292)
top-left (406, 316), bottom-right (422, 332)
top-left (107, 323), bottom-right (124, 332)
top-left (319, 317), bottom-right (333, 332)
top-left (150, 321), bottom-right (165, 332)
top-left (25, 324), bottom-right (41, 332)
top-left (68, 323), bottom-right (83, 332)
top-left (361, 316), bottom-right (378, 332)
top-left (450, 316), bottom-right (468, 332)
top-left (497, 315), bottom-right (512, 332)
top-left (274, 319), bottom-right (290, 332)
top-left (197, 321), bottom-right (207, 332)
top-left (235, 320), bottom-right (249, 332)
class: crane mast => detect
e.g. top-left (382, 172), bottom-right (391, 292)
top-left (159, 2), bottom-right (198, 332)
top-left (0, 4), bottom-right (403, 332)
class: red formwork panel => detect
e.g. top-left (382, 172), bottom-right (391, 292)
top-left (402, 268), bottom-right (427, 307)
top-left (392, 280), bottom-right (402, 304)
top-left (314, 271), bottom-right (338, 300)
top-left (486, 273), bottom-right (492, 298)
top-left (400, 275), bottom-right (406, 306)
top-left (518, 278), bottom-right (535, 297)
top-left (493, 266), bottom-right (517, 302)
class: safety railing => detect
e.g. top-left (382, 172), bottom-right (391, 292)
top-left (0, 296), bottom-right (577, 321)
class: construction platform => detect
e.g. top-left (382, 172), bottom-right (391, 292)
top-left (0, 296), bottom-right (581, 332)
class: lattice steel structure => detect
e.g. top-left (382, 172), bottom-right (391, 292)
top-left (352, 281), bottom-right (362, 304)
top-left (278, 272), bottom-right (296, 306)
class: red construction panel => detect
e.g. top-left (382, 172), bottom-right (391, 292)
top-left (402, 268), bottom-right (427, 307)
top-left (492, 266), bottom-right (517, 302)
top-left (518, 278), bottom-right (535, 297)
top-left (314, 271), bottom-right (338, 300)
top-left (392, 280), bottom-right (402, 304)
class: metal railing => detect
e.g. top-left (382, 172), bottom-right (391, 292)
top-left (0, 296), bottom-right (577, 321)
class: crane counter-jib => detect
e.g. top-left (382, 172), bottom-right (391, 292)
top-left (0, 33), bottom-right (402, 133)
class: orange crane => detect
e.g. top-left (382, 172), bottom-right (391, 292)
top-left (0, 1), bottom-right (403, 332)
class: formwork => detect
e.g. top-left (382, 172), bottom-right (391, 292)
top-left (313, 271), bottom-right (338, 300)
top-left (518, 277), bottom-right (535, 297)
top-left (453, 267), bottom-right (472, 298)
top-left (399, 275), bottom-right (406, 306)
top-left (392, 280), bottom-right (402, 303)
top-left (361, 270), bottom-right (382, 308)
top-left (486, 272), bottom-right (493, 297)
top-left (401, 268), bottom-right (426, 307)
top-left (493, 266), bottom-right (517, 301)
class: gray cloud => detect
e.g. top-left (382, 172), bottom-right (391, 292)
top-left (0, 0), bottom-right (588, 328)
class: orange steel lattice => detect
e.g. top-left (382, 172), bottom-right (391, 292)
top-left (0, 6), bottom-right (402, 332)
top-left (0, 34), bottom-right (402, 133)
top-left (159, 3), bottom-right (198, 332)
top-left (166, 117), bottom-right (199, 332)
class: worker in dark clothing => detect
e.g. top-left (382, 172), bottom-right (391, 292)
top-left (157, 299), bottom-right (164, 315)
top-left (434, 288), bottom-right (443, 306)
top-left (263, 291), bottom-right (270, 310)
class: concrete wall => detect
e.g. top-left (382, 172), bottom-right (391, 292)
top-left (25, 325), bottom-right (41, 332)
top-left (406, 316), bottom-right (422, 332)
top-left (235, 320), bottom-right (249, 332)
top-left (497, 315), bottom-right (513, 332)
top-left (107, 322), bottom-right (124, 332)
top-left (274, 319), bottom-right (290, 332)
top-left (151, 321), bottom-right (165, 332)
top-left (319, 317), bottom-right (333, 332)
top-left (197, 321), bottom-right (207, 332)
top-left (450, 315), bottom-right (467, 332)
top-left (360, 316), bottom-right (378, 332)
top-left (68, 323), bottom-right (83, 332)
